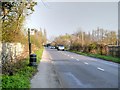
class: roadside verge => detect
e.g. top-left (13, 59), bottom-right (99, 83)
top-left (69, 50), bottom-right (120, 64)
top-left (2, 48), bottom-right (44, 88)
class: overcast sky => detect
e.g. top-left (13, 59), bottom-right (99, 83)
top-left (25, 1), bottom-right (118, 39)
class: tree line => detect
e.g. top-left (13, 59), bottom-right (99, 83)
top-left (0, 1), bottom-right (47, 48)
top-left (53, 27), bottom-right (118, 55)
top-left (0, 1), bottom-right (47, 76)
top-left (0, 1), bottom-right (47, 65)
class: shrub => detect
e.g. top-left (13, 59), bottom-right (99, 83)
top-left (70, 50), bottom-right (120, 64)
top-left (2, 75), bottom-right (30, 88)
top-left (2, 48), bottom-right (44, 88)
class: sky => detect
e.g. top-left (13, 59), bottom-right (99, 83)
top-left (25, 0), bottom-right (118, 40)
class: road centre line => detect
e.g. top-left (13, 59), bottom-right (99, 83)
top-left (76, 59), bottom-right (79, 61)
top-left (97, 67), bottom-right (105, 71)
top-left (84, 62), bottom-right (88, 65)
top-left (71, 57), bottom-right (73, 58)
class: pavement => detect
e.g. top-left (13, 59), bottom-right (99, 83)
top-left (30, 49), bottom-right (61, 88)
top-left (31, 48), bottom-right (119, 88)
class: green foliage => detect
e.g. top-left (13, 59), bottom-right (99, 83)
top-left (2, 75), bottom-right (30, 88)
top-left (35, 47), bottom-right (44, 64)
top-left (2, 59), bottom-right (28, 75)
top-left (1, 1), bottom-right (37, 43)
top-left (89, 54), bottom-right (120, 63)
top-left (89, 42), bottom-right (97, 50)
top-left (70, 43), bottom-right (82, 51)
top-left (54, 28), bottom-right (118, 57)
top-left (2, 48), bottom-right (44, 88)
top-left (2, 49), bottom-right (39, 88)
top-left (70, 50), bottom-right (120, 64)
top-left (30, 30), bottom-right (46, 48)
top-left (31, 35), bottom-right (41, 48)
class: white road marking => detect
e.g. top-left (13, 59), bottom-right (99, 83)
top-left (84, 62), bottom-right (88, 65)
top-left (71, 57), bottom-right (74, 59)
top-left (97, 67), bottom-right (104, 71)
top-left (76, 59), bottom-right (79, 61)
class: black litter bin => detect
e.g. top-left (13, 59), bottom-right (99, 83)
top-left (29, 54), bottom-right (37, 66)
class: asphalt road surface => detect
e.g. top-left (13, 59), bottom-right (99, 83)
top-left (46, 48), bottom-right (118, 88)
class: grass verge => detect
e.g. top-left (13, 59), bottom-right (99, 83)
top-left (2, 48), bottom-right (44, 89)
top-left (69, 50), bottom-right (120, 64)
top-left (35, 48), bottom-right (44, 64)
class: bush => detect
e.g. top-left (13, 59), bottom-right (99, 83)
top-left (2, 75), bottom-right (30, 88)
top-left (2, 60), bottom-right (37, 88)
top-left (70, 50), bottom-right (120, 64)
top-left (35, 48), bottom-right (43, 64)
top-left (2, 48), bottom-right (44, 88)
top-left (2, 59), bottom-right (28, 75)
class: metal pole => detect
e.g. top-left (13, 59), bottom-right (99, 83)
top-left (28, 28), bottom-right (31, 57)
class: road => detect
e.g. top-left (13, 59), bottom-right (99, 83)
top-left (46, 48), bottom-right (118, 88)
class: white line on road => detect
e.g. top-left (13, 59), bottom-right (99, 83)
top-left (84, 62), bottom-right (88, 65)
top-left (71, 57), bottom-right (74, 59)
top-left (97, 67), bottom-right (104, 71)
top-left (76, 59), bottom-right (79, 61)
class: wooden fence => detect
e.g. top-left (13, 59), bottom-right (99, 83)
top-left (108, 45), bottom-right (120, 58)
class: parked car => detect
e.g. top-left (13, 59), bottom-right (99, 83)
top-left (48, 46), bottom-right (52, 49)
top-left (51, 46), bottom-right (55, 49)
top-left (57, 45), bottom-right (65, 51)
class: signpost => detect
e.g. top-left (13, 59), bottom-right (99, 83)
top-left (28, 28), bottom-right (37, 66)
top-left (28, 28), bottom-right (31, 57)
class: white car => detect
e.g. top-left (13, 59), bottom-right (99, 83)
top-left (48, 46), bottom-right (52, 49)
top-left (57, 45), bottom-right (65, 51)
top-left (51, 46), bottom-right (55, 49)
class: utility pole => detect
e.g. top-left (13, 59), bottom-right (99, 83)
top-left (82, 32), bottom-right (84, 47)
top-left (28, 28), bottom-right (31, 57)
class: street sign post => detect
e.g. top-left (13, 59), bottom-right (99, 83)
top-left (28, 28), bottom-right (31, 57)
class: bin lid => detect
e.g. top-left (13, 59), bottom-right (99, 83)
top-left (30, 54), bottom-right (37, 57)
